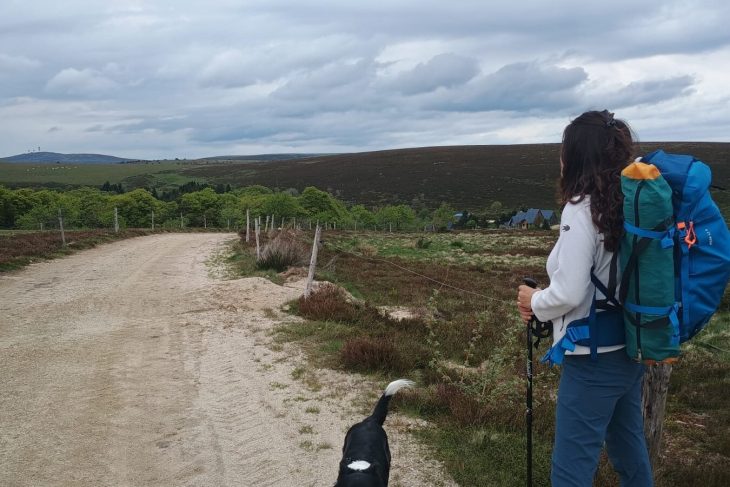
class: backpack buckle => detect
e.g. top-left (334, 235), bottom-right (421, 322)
top-left (677, 221), bottom-right (697, 249)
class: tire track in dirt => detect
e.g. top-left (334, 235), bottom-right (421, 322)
top-left (0, 233), bottom-right (456, 487)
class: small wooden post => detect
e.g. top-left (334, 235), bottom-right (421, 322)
top-left (180, 212), bottom-right (184, 228)
top-left (642, 364), bottom-right (672, 469)
top-left (246, 209), bottom-right (250, 242)
top-left (271, 214), bottom-right (275, 230)
top-left (40, 222), bottom-right (44, 231)
top-left (58, 208), bottom-right (66, 246)
top-left (204, 215), bottom-right (207, 229)
top-left (114, 207), bottom-right (119, 233)
top-left (151, 210), bottom-right (155, 230)
top-left (389, 222), bottom-right (392, 233)
top-left (333, 221), bottom-right (336, 230)
top-left (304, 224), bottom-right (321, 298)
top-left (255, 217), bottom-right (261, 260)
top-left (227, 218), bottom-right (230, 230)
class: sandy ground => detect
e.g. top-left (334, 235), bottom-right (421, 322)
top-left (0, 233), bottom-right (456, 487)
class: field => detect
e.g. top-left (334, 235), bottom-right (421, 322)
top-left (4, 142), bottom-right (730, 212)
top-left (0, 161), bottom-right (210, 189)
top-left (233, 228), bottom-right (730, 486)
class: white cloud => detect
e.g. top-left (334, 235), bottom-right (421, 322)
top-left (44, 68), bottom-right (119, 97)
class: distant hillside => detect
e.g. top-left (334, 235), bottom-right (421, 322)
top-left (199, 153), bottom-right (334, 162)
top-left (2, 143), bottom-right (729, 213)
top-left (2, 152), bottom-right (140, 164)
top-left (177, 142), bottom-right (730, 210)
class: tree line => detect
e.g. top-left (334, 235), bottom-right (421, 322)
top-left (0, 182), bottom-right (520, 231)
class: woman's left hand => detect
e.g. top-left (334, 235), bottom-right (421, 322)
top-left (517, 285), bottom-right (540, 323)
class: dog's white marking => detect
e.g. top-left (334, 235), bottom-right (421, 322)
top-left (347, 460), bottom-right (371, 471)
top-left (384, 379), bottom-right (415, 396)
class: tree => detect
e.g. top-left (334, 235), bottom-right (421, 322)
top-left (375, 204), bottom-right (416, 231)
top-left (180, 188), bottom-right (222, 227)
top-left (432, 202), bottom-right (457, 231)
top-left (299, 186), bottom-right (348, 223)
top-left (349, 204), bottom-right (376, 228)
top-left (261, 192), bottom-right (304, 222)
top-left (111, 189), bottom-right (166, 228)
top-left (0, 187), bottom-right (17, 228)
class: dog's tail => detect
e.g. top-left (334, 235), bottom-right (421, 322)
top-left (370, 379), bottom-right (414, 426)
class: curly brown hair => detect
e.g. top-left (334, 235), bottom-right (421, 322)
top-left (559, 110), bottom-right (635, 252)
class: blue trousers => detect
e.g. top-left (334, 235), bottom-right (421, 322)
top-left (551, 349), bottom-right (653, 486)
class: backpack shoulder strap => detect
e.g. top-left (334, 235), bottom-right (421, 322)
top-left (592, 252), bottom-right (621, 309)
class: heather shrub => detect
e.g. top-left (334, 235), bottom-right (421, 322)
top-left (256, 230), bottom-right (308, 271)
top-left (298, 283), bottom-right (360, 322)
top-left (340, 336), bottom-right (407, 373)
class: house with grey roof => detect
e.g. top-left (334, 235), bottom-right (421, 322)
top-left (507, 208), bottom-right (557, 229)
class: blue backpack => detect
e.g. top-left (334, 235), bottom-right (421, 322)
top-left (638, 150), bottom-right (730, 344)
top-left (542, 150), bottom-right (730, 366)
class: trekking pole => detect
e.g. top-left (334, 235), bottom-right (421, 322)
top-left (524, 277), bottom-right (537, 487)
top-left (523, 277), bottom-right (552, 487)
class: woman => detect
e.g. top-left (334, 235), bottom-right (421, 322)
top-left (516, 110), bottom-right (653, 486)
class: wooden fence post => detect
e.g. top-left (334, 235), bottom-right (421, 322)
top-left (114, 207), bottom-right (119, 233)
top-left (255, 217), bottom-right (261, 260)
top-left (246, 209), bottom-right (250, 242)
top-left (151, 210), bottom-right (155, 230)
top-left (642, 364), bottom-right (672, 469)
top-left (58, 208), bottom-right (66, 246)
top-left (180, 212), bottom-right (184, 229)
top-left (304, 224), bottom-right (322, 298)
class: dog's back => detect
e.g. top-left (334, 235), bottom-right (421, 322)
top-left (334, 379), bottom-right (414, 487)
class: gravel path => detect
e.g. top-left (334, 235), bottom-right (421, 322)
top-left (0, 233), bottom-right (455, 487)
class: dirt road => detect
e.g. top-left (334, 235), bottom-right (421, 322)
top-left (0, 233), bottom-right (454, 487)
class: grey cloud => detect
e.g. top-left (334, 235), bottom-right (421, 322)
top-left (388, 53), bottom-right (480, 95)
top-left (429, 61), bottom-right (588, 112)
top-left (0, 53), bottom-right (41, 72)
top-left (0, 0), bottom-right (728, 158)
top-left (603, 76), bottom-right (696, 109)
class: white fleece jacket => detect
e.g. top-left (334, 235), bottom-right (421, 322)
top-left (531, 196), bottom-right (625, 355)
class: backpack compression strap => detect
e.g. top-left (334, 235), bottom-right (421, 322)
top-left (620, 216), bottom-right (680, 331)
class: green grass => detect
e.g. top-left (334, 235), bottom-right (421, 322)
top-left (329, 230), bottom-right (555, 268)
top-left (229, 228), bottom-right (730, 486)
top-left (0, 161), bottom-right (207, 188)
top-left (416, 425), bottom-right (552, 487)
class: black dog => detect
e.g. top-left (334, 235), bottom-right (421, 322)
top-left (334, 379), bottom-right (415, 487)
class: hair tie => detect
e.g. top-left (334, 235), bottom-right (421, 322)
top-left (601, 109), bottom-right (617, 128)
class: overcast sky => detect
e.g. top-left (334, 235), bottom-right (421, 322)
top-left (1, 0), bottom-right (729, 159)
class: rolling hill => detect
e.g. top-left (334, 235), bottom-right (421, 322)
top-left (179, 142), bottom-right (730, 210)
top-left (2, 152), bottom-right (141, 164)
top-left (2, 143), bottom-right (729, 212)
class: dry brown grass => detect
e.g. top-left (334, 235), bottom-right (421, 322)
top-left (0, 229), bottom-right (163, 271)
top-left (256, 230), bottom-right (309, 271)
